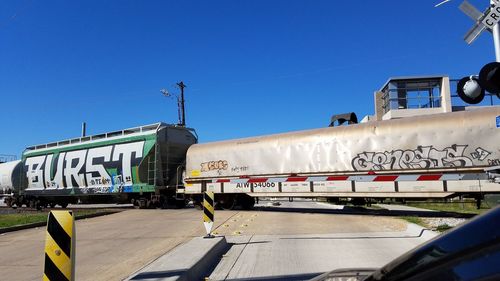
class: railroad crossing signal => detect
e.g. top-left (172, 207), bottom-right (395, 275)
top-left (461, 0), bottom-right (500, 44)
top-left (457, 76), bottom-right (485, 103)
top-left (203, 191), bottom-right (215, 238)
top-left (457, 61), bottom-right (500, 103)
top-left (455, 1), bottom-right (500, 104)
top-left (43, 211), bottom-right (75, 281)
top-left (479, 61), bottom-right (500, 94)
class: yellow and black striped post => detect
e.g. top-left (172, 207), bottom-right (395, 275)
top-left (43, 210), bottom-right (75, 281)
top-left (203, 191), bottom-right (215, 237)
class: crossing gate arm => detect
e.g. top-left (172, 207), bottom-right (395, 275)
top-left (183, 172), bottom-right (499, 195)
top-left (205, 172), bottom-right (488, 184)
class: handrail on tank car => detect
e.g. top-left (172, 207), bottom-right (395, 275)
top-left (25, 122), bottom-right (166, 151)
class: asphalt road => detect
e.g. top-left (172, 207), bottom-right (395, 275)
top-left (0, 201), bottom-right (435, 281)
top-left (0, 209), bottom-right (236, 281)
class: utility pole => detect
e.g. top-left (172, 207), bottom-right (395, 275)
top-left (161, 81), bottom-right (187, 127)
top-left (177, 81), bottom-right (186, 127)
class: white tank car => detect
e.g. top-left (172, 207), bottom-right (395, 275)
top-left (186, 107), bottom-right (500, 179)
top-left (184, 106), bottom-right (500, 202)
top-left (0, 160), bottom-right (22, 194)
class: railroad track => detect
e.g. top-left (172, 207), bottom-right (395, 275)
top-left (0, 204), bottom-right (134, 214)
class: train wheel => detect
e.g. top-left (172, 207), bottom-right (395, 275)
top-left (239, 195), bottom-right (255, 210)
top-left (49, 203), bottom-right (56, 208)
top-left (59, 202), bottom-right (68, 208)
top-left (191, 196), bottom-right (203, 210)
top-left (147, 199), bottom-right (159, 209)
top-left (138, 198), bottom-right (147, 209)
top-left (218, 195), bottom-right (236, 210)
top-left (161, 199), bottom-right (169, 209)
top-left (154, 200), bottom-right (162, 209)
top-left (350, 198), bottom-right (366, 206)
top-left (131, 198), bottom-right (140, 209)
top-left (175, 199), bottom-right (187, 209)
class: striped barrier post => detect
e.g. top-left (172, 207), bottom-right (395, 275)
top-left (43, 210), bottom-right (75, 281)
top-left (203, 191), bottom-right (215, 238)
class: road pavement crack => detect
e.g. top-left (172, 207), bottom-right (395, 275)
top-left (223, 234), bottom-right (254, 281)
top-left (212, 211), bottom-right (241, 234)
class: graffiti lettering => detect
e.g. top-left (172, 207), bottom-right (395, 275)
top-left (470, 147), bottom-right (491, 161)
top-left (488, 159), bottom-right (500, 166)
top-left (351, 144), bottom-right (478, 171)
top-left (200, 160), bottom-right (228, 172)
top-left (231, 166), bottom-right (249, 173)
top-left (25, 141), bottom-right (145, 190)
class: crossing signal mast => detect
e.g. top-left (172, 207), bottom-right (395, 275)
top-left (439, 0), bottom-right (500, 103)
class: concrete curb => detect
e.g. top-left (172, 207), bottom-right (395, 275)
top-left (0, 210), bottom-right (120, 234)
top-left (126, 236), bottom-right (230, 281)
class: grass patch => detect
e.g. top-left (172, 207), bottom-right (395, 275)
top-left (0, 210), bottom-right (110, 229)
top-left (405, 201), bottom-right (490, 215)
top-left (0, 213), bottom-right (49, 228)
top-left (436, 224), bottom-right (453, 232)
top-left (401, 216), bottom-right (426, 227)
top-left (401, 217), bottom-right (459, 232)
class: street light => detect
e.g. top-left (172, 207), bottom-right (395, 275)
top-left (160, 81), bottom-right (187, 127)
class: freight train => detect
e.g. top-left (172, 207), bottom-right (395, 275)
top-left (184, 106), bottom-right (500, 208)
top-left (1, 123), bottom-right (197, 209)
top-left (1, 75), bottom-right (500, 209)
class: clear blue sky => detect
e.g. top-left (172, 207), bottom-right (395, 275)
top-left (0, 0), bottom-right (497, 157)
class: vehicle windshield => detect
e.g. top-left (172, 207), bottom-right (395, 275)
top-left (0, 1), bottom-right (499, 281)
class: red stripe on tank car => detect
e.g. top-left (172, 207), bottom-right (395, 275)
top-left (248, 178), bottom-right (268, 183)
top-left (286, 177), bottom-right (308, 182)
top-left (417, 174), bottom-right (442, 181)
top-left (326, 176), bottom-right (349, 181)
top-left (216, 179), bottom-right (230, 183)
top-left (373, 175), bottom-right (398, 181)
